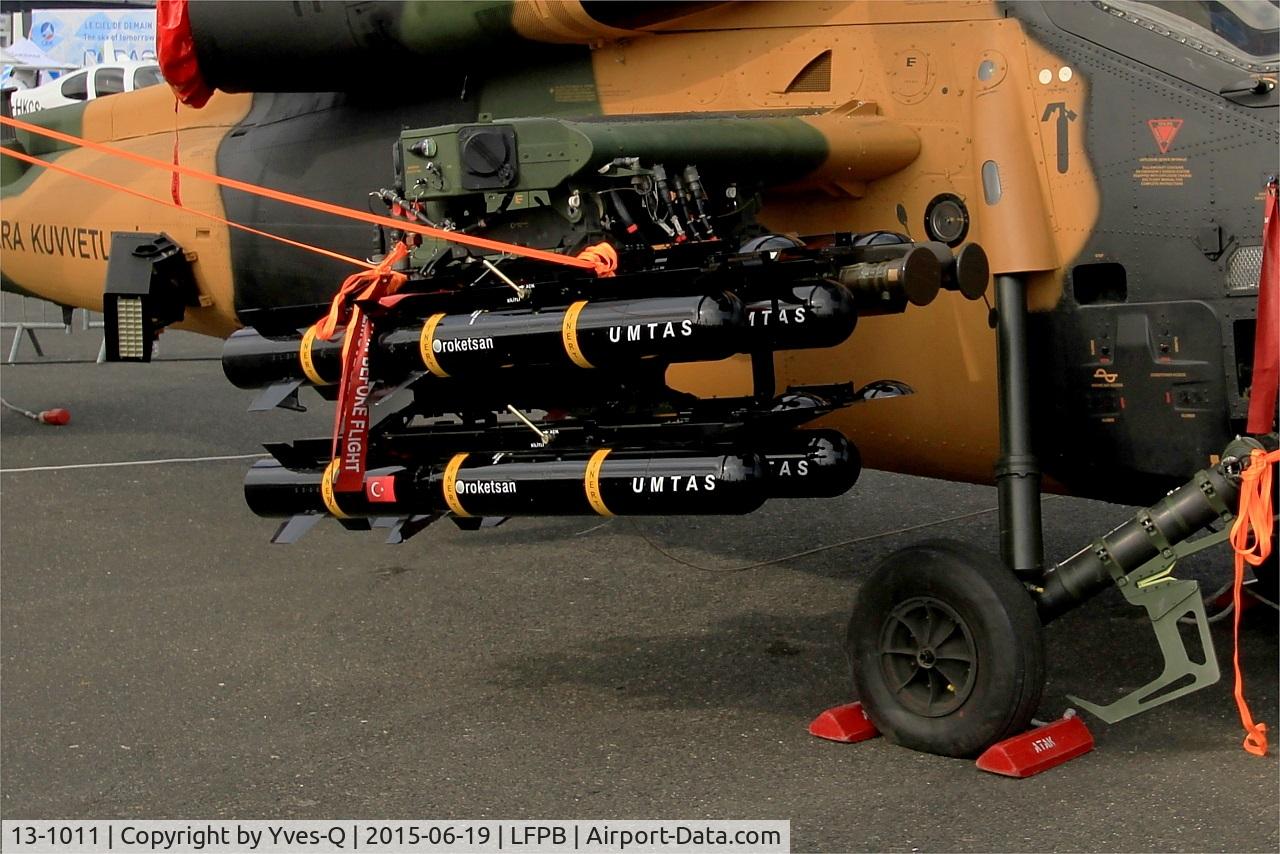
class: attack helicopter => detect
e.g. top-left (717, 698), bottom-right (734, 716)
top-left (0, 0), bottom-right (1276, 759)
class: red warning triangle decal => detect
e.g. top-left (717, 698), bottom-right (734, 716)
top-left (1147, 118), bottom-right (1183, 154)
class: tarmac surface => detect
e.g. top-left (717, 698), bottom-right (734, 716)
top-left (1, 319), bottom-right (1277, 852)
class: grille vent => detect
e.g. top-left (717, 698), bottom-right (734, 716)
top-left (1226, 245), bottom-right (1263, 292)
top-left (785, 51), bottom-right (833, 93)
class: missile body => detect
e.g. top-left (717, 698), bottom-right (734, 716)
top-left (742, 282), bottom-right (857, 350)
top-left (756, 430), bottom-right (862, 498)
top-left (244, 451), bottom-right (769, 519)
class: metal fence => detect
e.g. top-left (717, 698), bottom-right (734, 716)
top-left (0, 292), bottom-right (106, 363)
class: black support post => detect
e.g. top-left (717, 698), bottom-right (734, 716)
top-left (994, 274), bottom-right (1044, 579)
top-left (750, 349), bottom-right (776, 401)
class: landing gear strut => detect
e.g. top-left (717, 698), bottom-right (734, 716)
top-left (847, 540), bottom-right (1045, 757)
top-left (845, 272), bottom-right (1275, 757)
top-left (846, 273), bottom-right (1048, 757)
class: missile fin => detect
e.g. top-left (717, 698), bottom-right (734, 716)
top-left (270, 514), bottom-right (322, 544)
top-left (451, 515), bottom-right (510, 531)
top-left (249, 380), bottom-right (305, 412)
top-left (385, 514), bottom-right (439, 544)
top-left (263, 442), bottom-right (321, 470)
top-left (372, 373), bottom-right (423, 428)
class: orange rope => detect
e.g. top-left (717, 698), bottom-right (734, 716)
top-left (1227, 447), bottom-right (1279, 756)
top-left (315, 242), bottom-right (409, 342)
top-left (0, 113), bottom-right (606, 274)
top-left (0, 144), bottom-right (374, 269)
top-left (576, 241), bottom-right (618, 278)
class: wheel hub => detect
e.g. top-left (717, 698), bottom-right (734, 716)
top-left (878, 596), bottom-right (977, 717)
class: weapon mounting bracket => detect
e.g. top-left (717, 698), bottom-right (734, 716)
top-left (1065, 526), bottom-right (1230, 723)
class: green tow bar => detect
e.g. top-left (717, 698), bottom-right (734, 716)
top-left (1066, 525), bottom-right (1231, 723)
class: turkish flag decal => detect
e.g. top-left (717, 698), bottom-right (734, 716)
top-left (365, 476), bottom-right (397, 503)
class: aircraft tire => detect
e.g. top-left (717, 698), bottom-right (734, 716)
top-left (846, 539), bottom-right (1045, 758)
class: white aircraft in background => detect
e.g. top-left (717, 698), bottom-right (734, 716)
top-left (7, 59), bottom-right (163, 115)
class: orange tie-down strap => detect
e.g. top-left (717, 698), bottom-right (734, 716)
top-left (0, 143), bottom-right (374, 269)
top-left (1228, 447), bottom-right (1280, 756)
top-left (0, 113), bottom-right (612, 276)
top-left (316, 242), bottom-right (409, 342)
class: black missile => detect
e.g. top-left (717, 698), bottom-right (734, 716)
top-left (757, 430), bottom-right (862, 498)
top-left (743, 281), bottom-right (857, 350)
top-left (222, 239), bottom-right (969, 394)
top-left (835, 244), bottom-right (943, 313)
top-left (224, 292), bottom-right (745, 391)
top-left (244, 450), bottom-right (768, 520)
top-left (223, 326), bottom-right (343, 389)
top-left (399, 292), bottom-right (743, 377)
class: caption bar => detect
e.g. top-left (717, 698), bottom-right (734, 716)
top-left (3, 821), bottom-right (790, 854)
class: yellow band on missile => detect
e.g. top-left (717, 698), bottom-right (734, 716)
top-left (419, 313), bottom-right (450, 377)
top-left (561, 300), bottom-right (594, 369)
top-left (320, 458), bottom-right (351, 519)
top-left (442, 452), bottom-right (472, 517)
top-left (583, 448), bottom-right (614, 517)
top-left (299, 325), bottom-right (332, 386)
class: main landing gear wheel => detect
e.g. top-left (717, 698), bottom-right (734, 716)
top-left (846, 539), bottom-right (1045, 757)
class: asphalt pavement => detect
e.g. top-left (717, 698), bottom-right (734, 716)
top-left (1, 321), bottom-right (1276, 852)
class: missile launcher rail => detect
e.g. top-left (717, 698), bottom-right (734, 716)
top-left (229, 120), bottom-right (987, 542)
top-left (230, 228), bottom-right (985, 543)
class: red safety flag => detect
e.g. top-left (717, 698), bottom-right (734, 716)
top-left (332, 314), bottom-right (375, 493)
top-left (1247, 181), bottom-right (1278, 434)
top-left (315, 243), bottom-right (410, 493)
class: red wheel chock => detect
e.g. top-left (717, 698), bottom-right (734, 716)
top-left (976, 714), bottom-right (1094, 778)
top-left (808, 702), bottom-right (880, 743)
top-left (808, 704), bottom-right (1093, 777)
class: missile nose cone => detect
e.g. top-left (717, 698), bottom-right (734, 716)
top-left (899, 245), bottom-right (943, 307)
top-left (952, 243), bottom-right (991, 300)
top-left (920, 241), bottom-right (991, 301)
